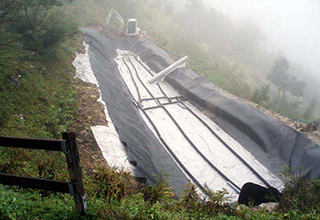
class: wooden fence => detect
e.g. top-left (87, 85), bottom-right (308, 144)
top-left (0, 132), bottom-right (86, 215)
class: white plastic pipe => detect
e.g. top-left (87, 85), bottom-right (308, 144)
top-left (149, 56), bottom-right (188, 84)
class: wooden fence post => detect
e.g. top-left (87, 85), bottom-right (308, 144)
top-left (62, 132), bottom-right (87, 215)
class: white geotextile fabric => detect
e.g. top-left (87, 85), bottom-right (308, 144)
top-left (72, 43), bottom-right (135, 172)
top-left (73, 43), bottom-right (98, 85)
top-left (115, 50), bottom-right (283, 200)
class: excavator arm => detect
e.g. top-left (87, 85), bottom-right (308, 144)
top-left (105, 9), bottom-right (125, 31)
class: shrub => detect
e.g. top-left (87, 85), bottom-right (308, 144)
top-left (144, 172), bottom-right (174, 205)
top-left (91, 167), bottom-right (132, 201)
top-left (3, 0), bottom-right (78, 57)
top-left (251, 85), bottom-right (270, 107)
top-left (280, 176), bottom-right (320, 215)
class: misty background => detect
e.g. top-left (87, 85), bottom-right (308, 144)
top-left (167, 0), bottom-right (320, 115)
top-left (214, 0), bottom-right (320, 108)
top-left (177, 0), bottom-right (320, 75)
top-left (207, 0), bottom-right (320, 97)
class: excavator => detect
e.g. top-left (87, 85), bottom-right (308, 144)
top-left (105, 9), bottom-right (141, 37)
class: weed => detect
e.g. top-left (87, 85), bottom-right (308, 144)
top-left (144, 171), bottom-right (174, 205)
top-left (91, 166), bottom-right (131, 201)
top-left (280, 175), bottom-right (320, 215)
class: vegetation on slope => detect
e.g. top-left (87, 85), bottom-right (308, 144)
top-left (1, 164), bottom-right (320, 219)
top-left (0, 0), bottom-right (78, 185)
top-left (0, 0), bottom-right (320, 219)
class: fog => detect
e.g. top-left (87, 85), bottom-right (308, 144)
top-left (136, 0), bottom-right (320, 115)
top-left (205, 0), bottom-right (320, 80)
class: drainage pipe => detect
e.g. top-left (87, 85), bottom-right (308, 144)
top-left (134, 56), bottom-right (169, 98)
top-left (148, 56), bottom-right (188, 84)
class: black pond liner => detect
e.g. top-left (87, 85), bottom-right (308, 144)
top-left (82, 28), bottom-right (320, 195)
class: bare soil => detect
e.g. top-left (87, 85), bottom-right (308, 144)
top-left (71, 77), bottom-right (109, 173)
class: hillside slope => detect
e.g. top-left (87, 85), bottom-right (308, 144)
top-left (0, 1), bottom-right (319, 219)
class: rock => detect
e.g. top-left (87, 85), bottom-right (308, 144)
top-left (300, 121), bottom-right (319, 132)
top-left (258, 202), bottom-right (279, 212)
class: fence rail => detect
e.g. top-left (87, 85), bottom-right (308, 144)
top-left (0, 132), bottom-right (86, 215)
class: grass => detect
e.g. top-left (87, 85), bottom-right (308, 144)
top-left (1, 165), bottom-right (320, 219)
top-left (0, 185), bottom-right (77, 220)
top-left (0, 41), bottom-right (76, 139)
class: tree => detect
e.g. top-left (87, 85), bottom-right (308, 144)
top-left (251, 85), bottom-right (270, 106)
top-left (0, 1), bottom-right (20, 26)
top-left (0, 0), bottom-right (68, 26)
top-left (288, 76), bottom-right (305, 98)
top-left (303, 96), bottom-right (319, 120)
top-left (268, 57), bottom-right (290, 100)
top-left (268, 57), bottom-right (305, 101)
top-left (2, 0), bottom-right (77, 56)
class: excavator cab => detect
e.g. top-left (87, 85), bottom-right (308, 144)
top-left (126, 19), bottom-right (140, 36)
